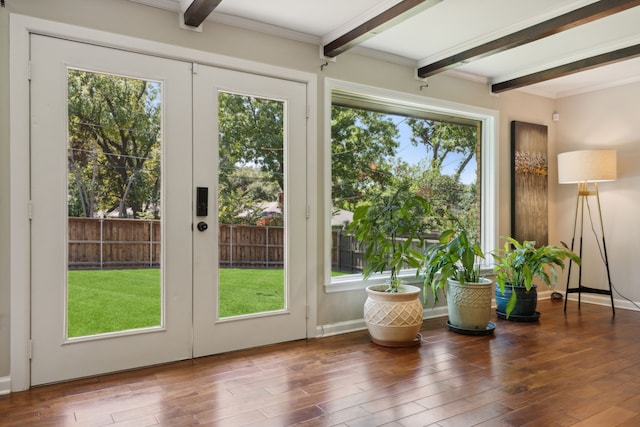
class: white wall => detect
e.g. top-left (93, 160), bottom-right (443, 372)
top-left (0, 0), bottom-right (576, 385)
top-left (556, 83), bottom-right (640, 307)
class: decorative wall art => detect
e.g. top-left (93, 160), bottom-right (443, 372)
top-left (511, 121), bottom-right (548, 246)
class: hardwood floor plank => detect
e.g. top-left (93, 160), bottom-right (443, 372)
top-left (437, 401), bottom-right (511, 426)
top-left (293, 405), bottom-right (372, 426)
top-left (571, 406), bottom-right (637, 426)
top-left (343, 401), bottom-right (426, 427)
top-left (1, 300), bottom-right (639, 426)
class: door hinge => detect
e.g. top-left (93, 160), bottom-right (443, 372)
top-left (306, 204), bottom-right (310, 219)
top-left (28, 61), bottom-right (32, 81)
top-left (28, 339), bottom-right (33, 360)
top-left (306, 304), bottom-right (310, 319)
top-left (28, 200), bottom-right (33, 220)
top-left (191, 63), bottom-right (198, 75)
top-left (306, 104), bottom-right (310, 119)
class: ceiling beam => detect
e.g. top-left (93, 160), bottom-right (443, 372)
top-left (183, 0), bottom-right (222, 27)
top-left (417, 0), bottom-right (640, 78)
top-left (491, 43), bottom-right (640, 93)
top-left (323, 0), bottom-right (441, 58)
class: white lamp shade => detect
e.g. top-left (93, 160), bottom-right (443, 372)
top-left (557, 149), bottom-right (617, 184)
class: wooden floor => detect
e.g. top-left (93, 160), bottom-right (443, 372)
top-left (2, 299), bottom-right (640, 426)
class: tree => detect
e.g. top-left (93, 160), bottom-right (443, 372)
top-left (331, 105), bottom-right (399, 211)
top-left (329, 106), bottom-right (481, 238)
top-left (67, 70), bottom-right (161, 218)
top-left (218, 166), bottom-right (280, 225)
top-left (218, 92), bottom-right (285, 190)
top-left (403, 119), bottom-right (479, 235)
top-left (406, 119), bottom-right (477, 183)
top-left (217, 93), bottom-right (285, 223)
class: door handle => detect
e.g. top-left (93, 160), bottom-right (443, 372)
top-left (197, 221), bottom-right (208, 232)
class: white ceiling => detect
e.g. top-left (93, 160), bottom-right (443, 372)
top-left (132, 0), bottom-right (640, 99)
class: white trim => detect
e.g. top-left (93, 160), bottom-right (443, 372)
top-left (11, 14), bottom-right (314, 85)
top-left (565, 293), bottom-right (637, 311)
top-left (129, 0), bottom-right (321, 45)
top-left (316, 306), bottom-right (449, 338)
top-left (323, 78), bottom-right (500, 294)
top-left (9, 13), bottom-right (33, 393)
top-left (0, 377), bottom-right (10, 396)
top-left (326, 269), bottom-right (423, 294)
top-left (209, 12), bottom-right (320, 46)
top-left (327, 266), bottom-right (496, 294)
top-left (305, 80), bottom-right (319, 339)
top-left (9, 13), bottom-right (317, 391)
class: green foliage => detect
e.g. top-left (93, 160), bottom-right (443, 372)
top-left (218, 93), bottom-right (284, 223)
top-left (218, 166), bottom-right (280, 225)
top-left (492, 237), bottom-right (581, 317)
top-left (331, 105), bottom-right (480, 242)
top-left (422, 214), bottom-right (485, 303)
top-left (347, 179), bottom-right (431, 292)
top-left (218, 92), bottom-right (284, 190)
top-left (407, 120), bottom-right (478, 182)
top-left (331, 106), bottom-right (399, 211)
top-left (67, 70), bottom-right (161, 218)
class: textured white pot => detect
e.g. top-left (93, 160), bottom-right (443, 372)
top-left (364, 284), bottom-right (423, 347)
top-left (446, 278), bottom-right (493, 330)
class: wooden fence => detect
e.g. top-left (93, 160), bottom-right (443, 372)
top-left (68, 218), bottom-right (285, 270)
top-left (331, 229), bottom-right (364, 273)
top-left (330, 228), bottom-right (440, 274)
top-left (69, 218), bottom-right (161, 269)
top-left (219, 224), bottom-right (284, 268)
top-left (68, 218), bottom-right (432, 271)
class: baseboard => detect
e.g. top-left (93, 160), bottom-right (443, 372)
top-left (0, 376), bottom-right (10, 395)
top-left (314, 291), bottom-right (637, 338)
top-left (316, 306), bottom-right (449, 337)
top-left (564, 293), bottom-right (638, 311)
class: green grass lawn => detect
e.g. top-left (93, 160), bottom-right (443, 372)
top-left (218, 268), bottom-right (284, 318)
top-left (67, 269), bottom-right (161, 337)
top-left (67, 268), bottom-right (285, 337)
top-left (68, 268), bottom-right (352, 337)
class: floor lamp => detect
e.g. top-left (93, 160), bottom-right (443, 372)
top-left (557, 149), bottom-right (616, 314)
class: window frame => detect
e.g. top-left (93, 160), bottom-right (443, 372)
top-left (323, 79), bottom-right (499, 293)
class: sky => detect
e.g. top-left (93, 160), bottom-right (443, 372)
top-left (390, 115), bottom-right (477, 185)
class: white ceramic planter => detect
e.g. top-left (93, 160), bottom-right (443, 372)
top-left (364, 284), bottom-right (423, 347)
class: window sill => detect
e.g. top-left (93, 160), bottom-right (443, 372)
top-left (324, 265), bottom-right (495, 294)
top-left (324, 269), bottom-right (423, 293)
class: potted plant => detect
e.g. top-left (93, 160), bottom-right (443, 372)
top-left (492, 237), bottom-right (581, 320)
top-left (348, 180), bottom-right (431, 347)
top-left (423, 216), bottom-right (494, 334)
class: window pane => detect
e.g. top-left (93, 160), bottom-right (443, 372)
top-left (67, 69), bottom-right (162, 338)
top-left (217, 91), bottom-right (286, 318)
top-left (331, 102), bottom-right (481, 275)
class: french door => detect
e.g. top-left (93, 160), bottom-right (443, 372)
top-left (192, 65), bottom-right (308, 357)
top-left (29, 35), bottom-right (308, 385)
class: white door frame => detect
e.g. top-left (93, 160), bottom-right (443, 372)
top-left (9, 13), bottom-right (317, 392)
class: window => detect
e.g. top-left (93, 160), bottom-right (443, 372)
top-left (324, 80), bottom-right (498, 292)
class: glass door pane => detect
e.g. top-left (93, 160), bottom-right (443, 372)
top-left (66, 69), bottom-right (162, 338)
top-left (217, 92), bottom-right (286, 319)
